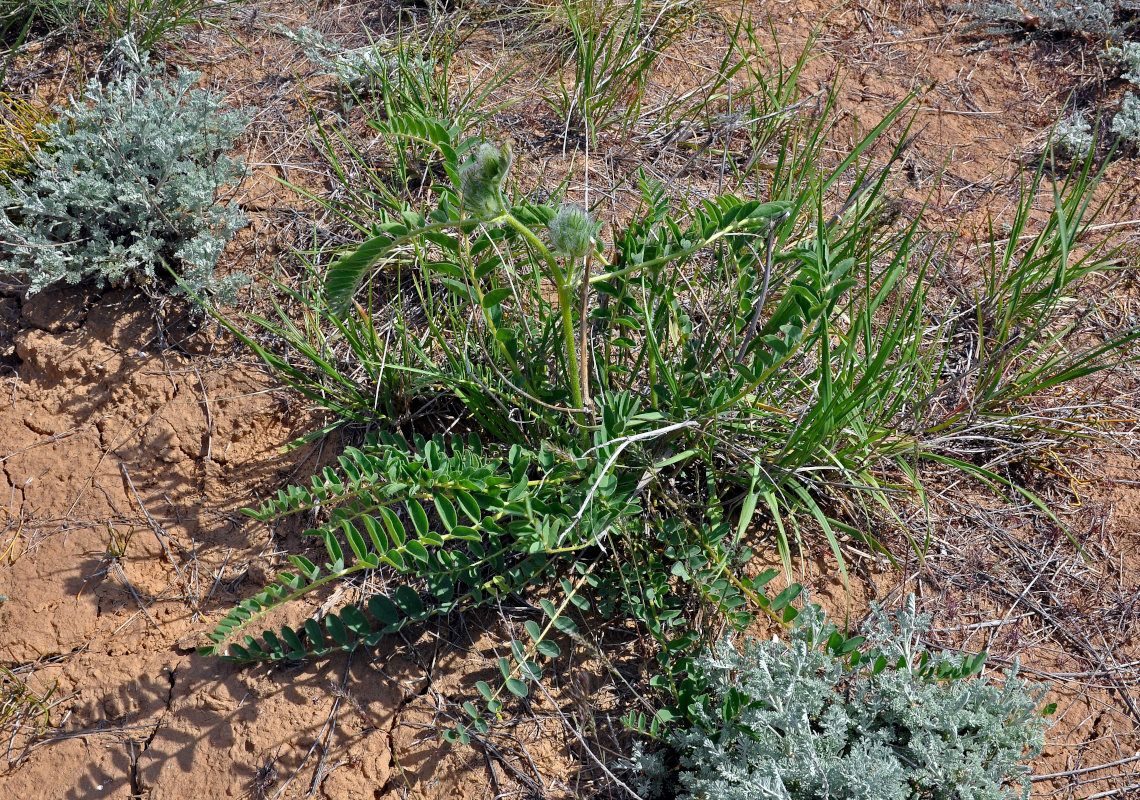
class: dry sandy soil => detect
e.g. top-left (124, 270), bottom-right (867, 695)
top-left (2, 0), bottom-right (1140, 798)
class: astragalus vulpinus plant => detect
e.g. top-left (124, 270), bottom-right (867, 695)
top-left (201, 57), bottom-right (1136, 749)
top-left (0, 40), bottom-right (248, 299)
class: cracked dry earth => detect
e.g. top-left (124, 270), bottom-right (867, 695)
top-left (5, 0), bottom-right (1140, 796)
top-left (5, 279), bottom-right (1140, 800)
top-left (0, 285), bottom-right (564, 799)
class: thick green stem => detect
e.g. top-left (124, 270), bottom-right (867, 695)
top-left (503, 214), bottom-right (587, 421)
top-left (578, 250), bottom-right (592, 411)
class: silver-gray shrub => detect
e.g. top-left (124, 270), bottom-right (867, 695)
top-left (278, 25), bottom-right (434, 97)
top-left (1104, 40), bottom-right (1140, 83)
top-left (279, 25), bottom-right (391, 92)
top-left (1051, 113), bottom-right (1094, 158)
top-left (666, 599), bottom-right (1049, 800)
top-left (1112, 91), bottom-right (1140, 146)
top-left (960, 0), bottom-right (1139, 37)
top-left (0, 56), bottom-right (249, 298)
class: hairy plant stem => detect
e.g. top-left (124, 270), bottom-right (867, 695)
top-left (578, 249), bottom-right (592, 411)
top-left (502, 213), bottom-right (588, 426)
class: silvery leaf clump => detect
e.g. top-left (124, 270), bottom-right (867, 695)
top-left (1052, 113), bottom-right (1094, 158)
top-left (1104, 40), bottom-right (1140, 83)
top-left (280, 25), bottom-right (429, 95)
top-left (621, 742), bottom-right (667, 799)
top-left (1112, 91), bottom-right (1140, 146)
top-left (960, 0), bottom-right (1136, 37)
top-left (664, 599), bottom-right (1049, 800)
top-left (0, 52), bottom-right (249, 299)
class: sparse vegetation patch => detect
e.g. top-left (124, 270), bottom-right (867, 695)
top-left (3, 0), bottom-right (1140, 796)
top-left (203, 57), bottom-right (1128, 765)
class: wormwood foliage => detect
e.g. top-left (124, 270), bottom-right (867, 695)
top-left (960, 0), bottom-right (1138, 37)
top-left (647, 598), bottom-right (1049, 800)
top-left (1112, 91), bottom-right (1140, 146)
top-left (1051, 113), bottom-right (1094, 158)
top-left (1105, 40), bottom-right (1140, 84)
top-left (280, 25), bottom-right (398, 94)
top-left (0, 46), bottom-right (248, 298)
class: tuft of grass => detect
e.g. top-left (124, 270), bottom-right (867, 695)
top-left (0, 0), bottom-right (244, 54)
top-left (0, 664), bottom-right (60, 747)
top-left (103, 0), bottom-right (246, 51)
top-left (0, 93), bottom-right (51, 184)
top-left (0, 0), bottom-right (92, 43)
top-left (543, 0), bottom-right (699, 146)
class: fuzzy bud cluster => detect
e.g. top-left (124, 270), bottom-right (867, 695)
top-left (547, 203), bottom-right (598, 260)
top-left (457, 142), bottom-right (512, 218)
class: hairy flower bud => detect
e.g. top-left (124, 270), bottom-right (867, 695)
top-left (457, 141), bottom-right (512, 217)
top-left (547, 203), bottom-right (597, 259)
